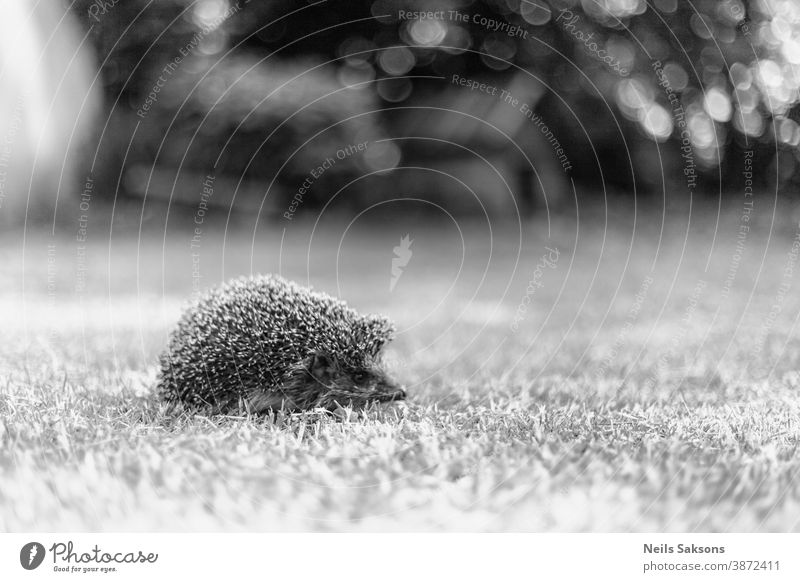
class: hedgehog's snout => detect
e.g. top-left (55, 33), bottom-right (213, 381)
top-left (375, 380), bottom-right (406, 403)
top-left (372, 372), bottom-right (406, 402)
top-left (389, 387), bottom-right (406, 401)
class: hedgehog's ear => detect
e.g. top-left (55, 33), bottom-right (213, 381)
top-left (360, 315), bottom-right (395, 357)
top-left (309, 353), bottom-right (333, 379)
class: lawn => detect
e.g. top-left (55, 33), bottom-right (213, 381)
top-left (2, 195), bottom-right (800, 531)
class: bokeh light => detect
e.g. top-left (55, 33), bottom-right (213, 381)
top-left (690, 13), bottom-right (715, 40)
top-left (377, 77), bottom-right (413, 102)
top-left (729, 62), bottom-right (752, 89)
top-left (704, 87), bottom-right (733, 122)
top-left (687, 107), bottom-right (716, 149)
top-left (362, 140), bottom-right (401, 171)
top-left (358, 0), bottom-right (800, 171)
top-left (379, 46), bottom-right (416, 76)
top-left (733, 106), bottom-right (766, 137)
top-left (339, 36), bottom-right (376, 67)
top-left (654, 0), bottom-right (678, 13)
top-left (520, 1), bottom-right (552, 25)
top-left (408, 19), bottom-right (448, 47)
top-left (442, 25), bottom-right (472, 54)
top-left (776, 116), bottom-right (800, 145)
top-left (582, 0), bottom-right (646, 21)
top-left (192, 0), bottom-right (228, 29)
top-left (617, 77), bottom-right (654, 113)
top-left (639, 103), bottom-right (673, 141)
top-left (662, 62), bottom-right (689, 92)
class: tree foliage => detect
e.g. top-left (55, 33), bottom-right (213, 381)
top-left (71, 0), bottom-right (800, 191)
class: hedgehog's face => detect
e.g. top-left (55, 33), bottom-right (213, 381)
top-left (308, 353), bottom-right (406, 409)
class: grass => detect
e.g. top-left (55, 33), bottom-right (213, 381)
top-left (2, 196), bottom-right (800, 531)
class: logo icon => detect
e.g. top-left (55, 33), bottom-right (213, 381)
top-left (20, 542), bottom-right (45, 570)
top-left (390, 234), bottom-right (413, 292)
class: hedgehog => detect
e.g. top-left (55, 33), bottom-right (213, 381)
top-left (157, 274), bottom-right (405, 414)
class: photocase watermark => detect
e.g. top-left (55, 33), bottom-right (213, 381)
top-left (450, 74), bottom-right (572, 172)
top-left (595, 274), bottom-right (654, 378)
top-left (397, 9), bottom-right (529, 39)
top-left (20, 542), bottom-right (46, 570)
top-left (454, 10), bottom-right (528, 38)
top-left (510, 246), bottom-right (560, 332)
top-left (190, 174), bottom-right (215, 300)
top-left (721, 150), bottom-right (754, 300)
top-left (87, 0), bottom-right (121, 22)
top-left (49, 540), bottom-right (158, 573)
top-left (652, 60), bottom-right (697, 190)
top-left (20, 540), bottom-right (158, 573)
top-left (137, 58), bottom-right (182, 119)
top-left (555, 10), bottom-right (629, 76)
top-left (397, 8), bottom-right (628, 76)
top-left (193, 174), bottom-right (215, 228)
top-left (390, 234), bottom-right (413, 292)
top-left (0, 94), bottom-right (26, 212)
top-left (75, 173), bottom-right (94, 295)
top-left (283, 141), bottom-right (369, 220)
top-left (738, 16), bottom-right (752, 38)
top-left (517, 98), bottom-right (572, 173)
top-left (725, 0), bottom-right (752, 38)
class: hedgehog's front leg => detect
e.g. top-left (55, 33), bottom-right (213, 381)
top-left (244, 389), bottom-right (288, 414)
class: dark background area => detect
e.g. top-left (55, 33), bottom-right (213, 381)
top-left (0, 0), bottom-right (797, 233)
top-left (6, 0), bottom-right (785, 230)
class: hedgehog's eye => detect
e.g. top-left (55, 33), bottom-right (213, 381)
top-left (353, 371), bottom-right (366, 384)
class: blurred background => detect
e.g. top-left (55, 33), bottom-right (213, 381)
top-left (1, 0), bottom-right (798, 228)
top-left (4, 0), bottom-right (800, 532)
top-left (3, 0), bottom-right (800, 398)
top-left (1, 0), bottom-right (800, 380)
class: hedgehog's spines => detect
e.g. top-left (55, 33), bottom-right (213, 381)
top-left (157, 274), bottom-right (399, 414)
